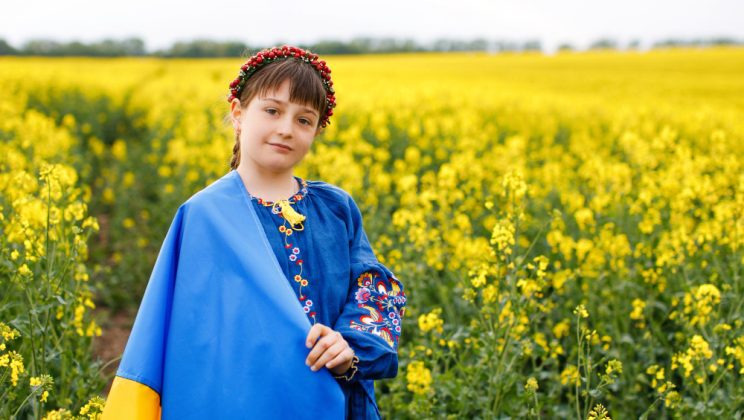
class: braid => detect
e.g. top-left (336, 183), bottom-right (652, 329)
top-left (230, 131), bottom-right (241, 170)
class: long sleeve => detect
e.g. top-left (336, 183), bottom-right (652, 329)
top-left (333, 195), bottom-right (407, 384)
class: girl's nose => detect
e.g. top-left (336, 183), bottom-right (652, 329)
top-left (276, 116), bottom-right (293, 137)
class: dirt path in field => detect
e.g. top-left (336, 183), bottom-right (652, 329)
top-left (90, 213), bottom-right (136, 395)
top-left (92, 308), bottom-right (134, 395)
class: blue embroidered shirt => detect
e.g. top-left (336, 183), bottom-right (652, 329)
top-left (240, 169), bottom-right (407, 420)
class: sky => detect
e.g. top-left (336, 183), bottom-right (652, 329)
top-left (3, 0), bottom-right (743, 53)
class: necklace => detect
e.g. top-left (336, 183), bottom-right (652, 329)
top-left (249, 177), bottom-right (309, 229)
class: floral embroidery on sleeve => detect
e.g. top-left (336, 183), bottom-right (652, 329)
top-left (348, 270), bottom-right (407, 348)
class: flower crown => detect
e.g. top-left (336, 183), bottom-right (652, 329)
top-left (227, 45), bottom-right (336, 128)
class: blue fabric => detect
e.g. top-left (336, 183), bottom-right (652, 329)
top-left (245, 169), bottom-right (407, 419)
top-left (116, 170), bottom-right (345, 419)
top-left (116, 169), bottom-right (406, 419)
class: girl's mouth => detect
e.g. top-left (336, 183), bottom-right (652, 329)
top-left (269, 143), bottom-right (292, 151)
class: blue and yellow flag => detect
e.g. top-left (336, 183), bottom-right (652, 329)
top-left (102, 171), bottom-right (346, 419)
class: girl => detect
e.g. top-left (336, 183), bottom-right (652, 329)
top-left (101, 45), bottom-right (407, 419)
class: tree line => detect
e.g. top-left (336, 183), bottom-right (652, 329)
top-left (0, 36), bottom-right (741, 57)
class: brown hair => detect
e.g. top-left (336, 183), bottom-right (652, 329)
top-left (227, 57), bottom-right (328, 170)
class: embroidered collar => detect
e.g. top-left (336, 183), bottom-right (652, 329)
top-left (249, 176), bottom-right (310, 207)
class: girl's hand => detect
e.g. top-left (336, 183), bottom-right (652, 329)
top-left (305, 323), bottom-right (355, 375)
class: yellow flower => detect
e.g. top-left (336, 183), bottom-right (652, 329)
top-left (532, 255), bottom-right (549, 278)
top-left (672, 335), bottom-right (714, 378)
top-left (574, 208), bottom-right (595, 231)
top-left (102, 187), bottom-right (114, 204)
top-left (605, 359), bottom-right (623, 376)
top-left (469, 265), bottom-right (488, 288)
top-left (5, 351), bottom-right (25, 386)
top-left (665, 391), bottom-right (681, 409)
top-left (43, 408), bottom-right (73, 420)
top-left (82, 216), bottom-right (100, 232)
top-left (122, 171), bottom-right (136, 187)
top-left (560, 364), bottom-right (580, 386)
top-left (482, 284), bottom-right (498, 304)
top-left (490, 219), bottom-right (515, 258)
top-left (630, 299), bottom-right (646, 329)
top-left (64, 202), bottom-right (87, 222)
top-left (111, 139), bottom-right (128, 160)
top-left (18, 264), bottom-right (33, 277)
top-left (552, 320), bottom-right (570, 339)
top-left (516, 278), bottom-right (541, 298)
top-left (1, 322), bottom-right (21, 341)
top-left (79, 396), bottom-right (106, 418)
top-left (549, 341), bottom-right (565, 359)
top-left (690, 335), bottom-right (713, 359)
top-left (677, 284), bottom-right (722, 327)
top-left (724, 336), bottom-right (744, 374)
top-left (691, 284), bottom-right (721, 326)
top-left (713, 323), bottom-right (731, 334)
top-left (501, 169), bottom-right (527, 203)
top-left (86, 320), bottom-right (103, 337)
top-left (418, 308), bottom-right (444, 334)
top-left (406, 361), bottom-right (432, 396)
top-left (524, 377), bottom-right (539, 393)
top-left (587, 403), bottom-right (611, 420)
top-left (573, 304), bottom-right (589, 319)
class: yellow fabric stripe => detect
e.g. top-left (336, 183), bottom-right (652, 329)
top-left (101, 375), bottom-right (161, 420)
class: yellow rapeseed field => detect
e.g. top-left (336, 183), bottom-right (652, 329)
top-left (1, 47), bottom-right (742, 418)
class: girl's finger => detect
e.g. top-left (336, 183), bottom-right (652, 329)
top-left (311, 340), bottom-right (347, 372)
top-left (306, 331), bottom-right (342, 367)
top-left (305, 323), bottom-right (330, 349)
top-left (326, 347), bottom-right (354, 370)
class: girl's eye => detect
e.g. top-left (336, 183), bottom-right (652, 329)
top-left (299, 118), bottom-right (311, 126)
top-left (265, 108), bottom-right (278, 115)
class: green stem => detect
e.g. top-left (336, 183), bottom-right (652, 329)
top-left (11, 388), bottom-right (39, 419)
top-left (41, 176), bottom-right (51, 374)
top-left (575, 316), bottom-right (582, 420)
top-left (491, 315), bottom-right (515, 414)
top-left (700, 363), bottom-right (709, 402)
top-left (583, 335), bottom-right (592, 420)
top-left (0, 369), bottom-right (12, 401)
top-left (638, 396), bottom-right (663, 420)
top-left (23, 285), bottom-right (38, 377)
top-left (707, 358), bottom-right (731, 391)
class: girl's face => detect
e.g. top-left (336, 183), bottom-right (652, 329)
top-left (230, 78), bottom-right (322, 176)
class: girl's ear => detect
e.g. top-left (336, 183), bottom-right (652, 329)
top-left (230, 99), bottom-right (242, 128)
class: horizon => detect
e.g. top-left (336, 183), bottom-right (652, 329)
top-left (2, 35), bottom-right (741, 57)
top-left (3, 0), bottom-right (743, 55)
